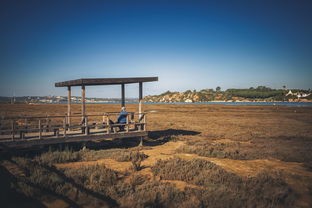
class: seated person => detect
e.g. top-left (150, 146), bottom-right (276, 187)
top-left (116, 106), bottom-right (128, 131)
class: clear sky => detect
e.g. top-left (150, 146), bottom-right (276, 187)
top-left (1, 0), bottom-right (312, 98)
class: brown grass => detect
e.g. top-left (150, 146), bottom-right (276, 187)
top-left (1, 103), bottom-right (312, 207)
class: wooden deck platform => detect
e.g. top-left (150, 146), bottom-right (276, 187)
top-left (0, 112), bottom-right (148, 150)
top-left (0, 130), bottom-right (147, 149)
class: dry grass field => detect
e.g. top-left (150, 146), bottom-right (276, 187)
top-left (1, 103), bottom-right (312, 207)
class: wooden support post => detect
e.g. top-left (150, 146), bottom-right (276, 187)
top-left (102, 115), bottom-right (105, 128)
top-left (25, 118), bottom-right (28, 133)
top-left (138, 118), bottom-right (142, 131)
top-left (143, 114), bottom-right (146, 131)
top-left (11, 120), bottom-right (15, 141)
top-left (126, 115), bottom-right (129, 132)
top-left (55, 129), bottom-right (59, 138)
top-left (139, 82), bottom-right (143, 121)
top-left (121, 83), bottom-right (125, 107)
top-left (67, 86), bottom-right (71, 129)
top-left (82, 85), bottom-right (86, 118)
top-left (106, 116), bottom-right (110, 134)
top-left (47, 118), bottom-right (51, 132)
top-left (85, 116), bottom-right (88, 135)
top-left (20, 131), bottom-right (24, 139)
top-left (139, 136), bottom-right (143, 146)
top-left (63, 117), bottom-right (67, 138)
top-left (38, 119), bottom-right (42, 139)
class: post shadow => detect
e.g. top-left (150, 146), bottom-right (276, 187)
top-left (0, 165), bottom-right (45, 208)
top-left (144, 128), bottom-right (201, 146)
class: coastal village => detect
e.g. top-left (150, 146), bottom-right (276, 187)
top-left (144, 88), bottom-right (312, 103)
top-left (1, 87), bottom-right (311, 104)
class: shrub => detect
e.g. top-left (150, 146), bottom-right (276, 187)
top-left (177, 142), bottom-right (248, 160)
top-left (64, 164), bottom-right (118, 192)
top-left (34, 146), bottom-right (82, 165)
top-left (152, 158), bottom-right (295, 207)
top-left (12, 157), bottom-right (71, 198)
top-left (130, 150), bottom-right (147, 171)
top-left (81, 148), bottom-right (148, 163)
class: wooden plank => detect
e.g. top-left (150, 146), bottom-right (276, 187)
top-left (55, 77), bottom-right (158, 87)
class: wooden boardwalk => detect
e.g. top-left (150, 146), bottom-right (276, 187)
top-left (0, 112), bottom-right (147, 149)
top-left (0, 130), bottom-right (147, 149)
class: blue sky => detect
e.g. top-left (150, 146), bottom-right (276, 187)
top-left (1, 0), bottom-right (311, 98)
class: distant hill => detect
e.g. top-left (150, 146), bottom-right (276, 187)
top-left (144, 87), bottom-right (312, 103)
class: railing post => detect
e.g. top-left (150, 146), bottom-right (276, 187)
top-left (20, 131), bottom-right (24, 139)
top-left (38, 119), bottom-right (42, 139)
top-left (138, 115), bottom-right (142, 131)
top-left (11, 120), bottom-right (15, 141)
top-left (126, 114), bottom-right (129, 132)
top-left (47, 118), bottom-right (51, 132)
top-left (0, 119), bottom-right (2, 135)
top-left (139, 82), bottom-right (143, 121)
top-left (25, 118), bottom-right (28, 133)
top-left (85, 116), bottom-right (88, 135)
top-left (67, 86), bottom-right (71, 130)
top-left (63, 117), bottom-right (67, 138)
top-left (106, 116), bottom-right (110, 134)
top-left (143, 113), bottom-right (146, 131)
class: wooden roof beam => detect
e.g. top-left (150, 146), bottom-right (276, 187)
top-left (55, 77), bottom-right (158, 87)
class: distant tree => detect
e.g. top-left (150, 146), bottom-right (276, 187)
top-left (216, 86), bottom-right (221, 92)
top-left (256, 86), bottom-right (271, 91)
top-left (283, 85), bottom-right (286, 90)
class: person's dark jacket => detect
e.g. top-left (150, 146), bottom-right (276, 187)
top-left (117, 111), bottom-right (127, 123)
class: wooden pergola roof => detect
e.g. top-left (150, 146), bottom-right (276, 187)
top-left (55, 77), bottom-right (158, 87)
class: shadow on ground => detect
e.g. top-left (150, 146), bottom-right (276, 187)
top-left (0, 165), bottom-right (45, 208)
top-left (8, 158), bottom-right (118, 208)
top-left (85, 128), bottom-right (200, 149)
top-left (148, 128), bottom-right (200, 139)
top-left (145, 128), bottom-right (201, 146)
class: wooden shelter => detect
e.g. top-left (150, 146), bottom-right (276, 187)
top-left (0, 77), bottom-right (158, 149)
top-left (55, 77), bottom-right (158, 126)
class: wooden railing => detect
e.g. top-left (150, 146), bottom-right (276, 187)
top-left (0, 112), bottom-right (146, 141)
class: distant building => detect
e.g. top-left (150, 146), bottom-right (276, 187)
top-left (185, 99), bottom-right (193, 103)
